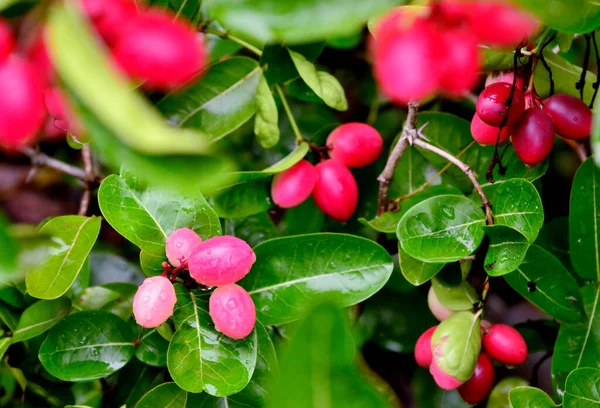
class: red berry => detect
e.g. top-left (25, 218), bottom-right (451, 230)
top-left (372, 12), bottom-right (442, 104)
top-left (326, 123), bottom-right (383, 168)
top-left (44, 88), bottom-right (83, 136)
top-left (512, 108), bottom-right (555, 166)
top-left (111, 10), bottom-right (207, 90)
top-left (271, 160), bottom-right (317, 208)
top-left (543, 94), bottom-right (592, 140)
top-left (458, 353), bottom-right (496, 404)
top-left (477, 82), bottom-right (525, 127)
top-left (132, 276), bottom-right (177, 328)
top-left (467, 2), bottom-right (539, 48)
top-left (470, 113), bottom-right (511, 145)
top-left (165, 227), bottom-right (202, 267)
top-left (209, 284), bottom-right (256, 339)
top-left (430, 358), bottom-right (464, 390)
top-left (0, 57), bottom-right (46, 152)
top-left (0, 18), bottom-right (14, 63)
top-left (485, 71), bottom-right (525, 90)
top-left (82, 0), bottom-right (138, 44)
top-left (25, 30), bottom-right (54, 87)
top-left (312, 160), bottom-right (358, 222)
top-left (415, 326), bottom-right (437, 368)
top-left (439, 27), bottom-right (480, 97)
top-left (188, 235), bottom-right (256, 286)
top-left (482, 324), bottom-right (528, 365)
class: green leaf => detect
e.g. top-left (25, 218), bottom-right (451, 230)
top-left (267, 302), bottom-right (391, 408)
top-left (136, 329), bottom-right (169, 367)
top-left (74, 286), bottom-right (120, 311)
top-left (432, 277), bottom-right (479, 311)
top-left (483, 225), bottom-right (529, 277)
top-left (288, 50), bottom-right (347, 111)
top-left (388, 146), bottom-right (450, 198)
top-left (564, 367), bottom-right (600, 407)
top-left (552, 284), bottom-right (600, 398)
top-left (239, 233), bottom-right (393, 325)
top-left (254, 73), bottom-right (280, 148)
top-left (112, 360), bottom-right (163, 408)
top-left (482, 179), bottom-right (544, 242)
top-left (397, 195), bottom-right (486, 263)
top-left (12, 297), bottom-right (71, 343)
top-left (204, 0), bottom-right (402, 44)
top-left (0, 303), bottom-right (18, 331)
top-left (39, 311), bottom-right (135, 381)
top-left (535, 217), bottom-right (572, 272)
top-left (570, 158), bottom-right (600, 281)
top-left (0, 337), bottom-right (11, 360)
top-left (509, 386), bottom-right (558, 408)
top-left (71, 380), bottom-right (103, 408)
top-left (412, 369), bottom-right (470, 408)
top-left (480, 145), bottom-right (548, 187)
top-left (535, 51), bottom-right (598, 100)
top-left (260, 43), bottom-right (325, 86)
top-left (47, 3), bottom-right (212, 155)
top-left (263, 142), bottom-right (310, 173)
top-left (431, 311), bottom-right (481, 382)
top-left (89, 252), bottom-right (144, 285)
top-left (135, 383), bottom-right (187, 408)
top-left (504, 245), bottom-right (584, 324)
top-left (211, 179), bottom-right (272, 219)
top-left (158, 57), bottom-right (261, 141)
top-left (398, 245), bottom-right (445, 286)
top-left (514, 0), bottom-right (600, 34)
top-left (26, 216), bottom-right (102, 300)
top-left (168, 285), bottom-right (258, 396)
top-left (0, 212), bottom-right (17, 281)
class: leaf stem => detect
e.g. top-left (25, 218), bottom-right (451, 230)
top-left (275, 84), bottom-right (305, 143)
top-left (204, 28), bottom-right (263, 57)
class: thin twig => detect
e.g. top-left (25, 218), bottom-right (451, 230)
top-left (576, 34), bottom-right (591, 101)
top-left (275, 84), bottom-right (305, 143)
top-left (78, 145), bottom-right (94, 216)
top-left (203, 28), bottom-right (262, 57)
top-left (590, 31), bottom-right (600, 108)
top-left (412, 137), bottom-right (494, 225)
top-left (562, 138), bottom-right (588, 162)
top-left (376, 102), bottom-right (419, 215)
top-left (19, 146), bottom-right (87, 181)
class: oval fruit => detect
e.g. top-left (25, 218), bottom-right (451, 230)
top-left (458, 353), bottom-right (496, 404)
top-left (467, 2), bottom-right (539, 48)
top-left (327, 123), bottom-right (383, 168)
top-left (476, 82), bottom-right (525, 127)
top-left (82, 0), bottom-right (138, 43)
top-left (439, 26), bottom-right (480, 97)
top-left (271, 160), bottom-right (317, 208)
top-left (415, 326), bottom-right (437, 368)
top-left (543, 93), bottom-right (592, 140)
top-left (165, 227), bottom-right (202, 267)
top-left (209, 284), bottom-right (256, 339)
top-left (133, 276), bottom-right (177, 328)
top-left (470, 113), bottom-right (511, 145)
top-left (512, 108), bottom-right (555, 166)
top-left (312, 160), bottom-right (358, 222)
top-left (482, 324), bottom-right (528, 365)
top-left (0, 18), bottom-right (14, 63)
top-left (430, 358), bottom-right (464, 390)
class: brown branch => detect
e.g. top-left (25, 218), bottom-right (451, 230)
top-left (78, 145), bottom-right (95, 216)
top-left (376, 102), bottom-right (419, 215)
top-left (561, 138), bottom-right (588, 162)
top-left (20, 146), bottom-right (87, 181)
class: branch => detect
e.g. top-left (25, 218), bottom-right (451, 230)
top-left (78, 145), bottom-right (94, 216)
top-left (562, 138), bottom-right (588, 162)
top-left (275, 84), bottom-right (305, 143)
top-left (20, 146), bottom-right (87, 181)
top-left (412, 137), bottom-right (494, 225)
top-left (376, 102), bottom-right (419, 215)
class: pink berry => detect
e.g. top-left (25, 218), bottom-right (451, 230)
top-left (25, 30), bottom-right (54, 87)
top-left (427, 286), bottom-right (455, 321)
top-left (326, 123), bottom-right (383, 168)
top-left (209, 284), bottom-right (256, 339)
top-left (81, 0), bottom-right (138, 44)
top-left (44, 88), bottom-right (83, 136)
top-left (467, 2), bottom-right (539, 48)
top-left (0, 56), bottom-right (46, 152)
top-left (0, 18), bottom-right (14, 63)
top-left (482, 324), bottom-right (528, 365)
top-left (470, 113), bottom-right (511, 145)
top-left (165, 227), bottom-right (202, 267)
top-left (477, 82), bottom-right (525, 127)
top-left (543, 93), bottom-right (592, 140)
top-left (458, 353), bottom-right (495, 404)
top-left (111, 9), bottom-right (207, 90)
top-left (312, 160), bottom-right (358, 222)
top-left (415, 326), bottom-right (437, 368)
top-left (430, 358), bottom-right (464, 390)
top-left (271, 160), bottom-right (317, 208)
top-left (512, 108), bottom-right (555, 166)
top-left (188, 235), bottom-right (256, 286)
top-left (439, 26), bottom-right (480, 97)
top-left (132, 276), bottom-right (177, 328)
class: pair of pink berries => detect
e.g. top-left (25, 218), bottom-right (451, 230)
top-left (133, 228), bottom-right (257, 340)
top-left (271, 123), bottom-right (383, 221)
top-left (415, 323), bottom-right (527, 404)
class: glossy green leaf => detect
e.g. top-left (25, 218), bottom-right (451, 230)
top-left (0, 337), bottom-right (11, 359)
top-left (486, 377), bottom-right (529, 408)
top-left (39, 311), bottom-right (135, 381)
top-left (135, 383), bottom-right (187, 408)
top-left (254, 73), bottom-right (280, 148)
top-left (211, 179), bottom-right (272, 219)
top-left (158, 57), bottom-right (261, 141)
top-left (47, 3), bottom-right (211, 155)
top-left (432, 277), bottom-right (479, 311)
top-left (398, 245), bottom-right (445, 286)
top-left (136, 329), bottom-right (169, 367)
top-left (26, 216), bottom-right (102, 300)
top-left (74, 286), bottom-right (120, 311)
top-left (535, 217), bottom-right (572, 272)
top-left (431, 311), bottom-right (481, 382)
top-left (504, 245), bottom-right (584, 323)
top-left (479, 145), bottom-right (548, 187)
top-left (168, 285), bottom-right (258, 396)
top-left (515, 0), bottom-right (600, 34)
top-left (570, 158), bottom-right (600, 281)
top-left (204, 0), bottom-right (402, 44)
top-left (112, 360), bottom-right (163, 408)
top-left (535, 51), bottom-right (597, 100)
top-left (552, 284), bottom-right (600, 398)
top-left (260, 42), bottom-right (325, 86)
top-left (89, 252), bottom-right (144, 285)
top-left (239, 233), bottom-right (393, 325)
top-left (483, 225), bottom-right (529, 277)
top-left (509, 386), bottom-right (558, 408)
top-left (398, 195), bottom-right (486, 263)
top-left (71, 380), bottom-right (102, 408)
top-left (12, 297), bottom-right (71, 343)
top-left (263, 142), bottom-right (310, 173)
top-left (483, 179), bottom-right (544, 242)
top-left (0, 286), bottom-right (25, 309)
top-left (0, 303), bottom-right (18, 331)
top-left (564, 367), bottom-right (600, 407)
top-left (0, 212), bottom-right (17, 281)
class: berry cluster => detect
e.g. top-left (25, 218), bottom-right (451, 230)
top-left (472, 75), bottom-right (593, 165)
top-left (415, 322), bottom-right (527, 404)
top-left (271, 123), bottom-right (383, 221)
top-left (371, 0), bottom-right (539, 105)
top-left (0, 0), bottom-right (207, 152)
top-left (133, 228), bottom-right (257, 340)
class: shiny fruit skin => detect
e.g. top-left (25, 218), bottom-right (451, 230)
top-left (430, 358), bottom-right (464, 390)
top-left (471, 113), bottom-right (511, 145)
top-left (111, 10), bottom-right (207, 90)
top-left (188, 235), bottom-right (256, 286)
top-left (312, 160), bottom-right (359, 222)
top-left (209, 284), bottom-right (256, 339)
top-left (543, 93), bottom-right (592, 140)
top-left (467, 2), bottom-right (539, 48)
top-left (326, 123), bottom-right (383, 168)
top-left (485, 71), bottom-right (524, 90)
top-left (82, 0), bottom-right (138, 44)
top-left (132, 276), bottom-right (177, 328)
top-left (0, 18), bottom-right (14, 63)
top-left (458, 353), bottom-right (496, 404)
top-left (0, 57), bottom-right (46, 152)
top-left (512, 108), bottom-right (555, 166)
top-left (271, 160), bottom-right (317, 208)
top-left (482, 324), bottom-right (528, 365)
top-left (428, 286), bottom-right (454, 321)
top-left (165, 227), bottom-right (202, 267)
top-left (415, 326), bottom-right (437, 368)
top-left (477, 82), bottom-right (525, 127)
top-left (439, 27), bottom-right (480, 97)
